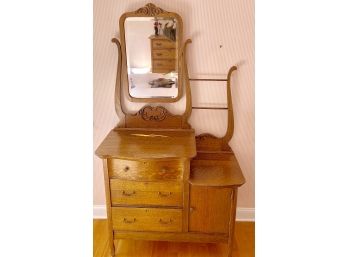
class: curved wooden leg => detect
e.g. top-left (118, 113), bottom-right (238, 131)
top-left (227, 238), bottom-right (234, 257)
top-left (227, 188), bottom-right (238, 257)
top-left (110, 239), bottom-right (115, 257)
top-left (103, 159), bottom-right (116, 257)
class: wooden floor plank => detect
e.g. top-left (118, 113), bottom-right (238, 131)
top-left (93, 219), bottom-right (254, 257)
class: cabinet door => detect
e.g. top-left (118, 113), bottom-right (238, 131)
top-left (189, 185), bottom-right (232, 234)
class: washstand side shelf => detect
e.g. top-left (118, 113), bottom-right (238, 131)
top-left (96, 3), bottom-right (245, 257)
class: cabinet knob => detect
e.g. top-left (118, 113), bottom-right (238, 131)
top-left (123, 166), bottom-right (130, 172)
top-left (190, 207), bottom-right (195, 212)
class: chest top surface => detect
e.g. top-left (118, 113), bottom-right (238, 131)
top-left (95, 128), bottom-right (196, 160)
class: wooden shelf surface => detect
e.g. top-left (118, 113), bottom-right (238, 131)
top-left (189, 154), bottom-right (245, 187)
top-left (95, 128), bottom-right (196, 160)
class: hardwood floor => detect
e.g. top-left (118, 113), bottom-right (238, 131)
top-left (94, 219), bottom-right (254, 257)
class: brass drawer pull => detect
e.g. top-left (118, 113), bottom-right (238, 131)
top-left (159, 218), bottom-right (172, 224)
top-left (123, 218), bottom-right (136, 224)
top-left (122, 190), bottom-right (136, 196)
top-left (158, 191), bottom-right (172, 197)
top-left (156, 53), bottom-right (163, 56)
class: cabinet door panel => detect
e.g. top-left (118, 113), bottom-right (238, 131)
top-left (189, 186), bottom-right (232, 234)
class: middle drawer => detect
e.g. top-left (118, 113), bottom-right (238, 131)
top-left (110, 179), bottom-right (183, 207)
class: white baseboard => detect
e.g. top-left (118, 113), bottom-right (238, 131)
top-left (236, 207), bottom-right (255, 222)
top-left (93, 205), bottom-right (254, 222)
top-left (93, 205), bottom-right (107, 219)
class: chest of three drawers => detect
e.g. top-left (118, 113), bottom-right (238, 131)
top-left (106, 158), bottom-right (186, 233)
top-left (150, 36), bottom-right (176, 73)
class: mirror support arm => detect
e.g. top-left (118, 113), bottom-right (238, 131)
top-left (222, 66), bottom-right (238, 147)
top-left (111, 38), bottom-right (126, 127)
top-left (182, 39), bottom-right (192, 128)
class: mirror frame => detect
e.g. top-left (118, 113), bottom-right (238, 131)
top-left (119, 3), bottom-right (183, 103)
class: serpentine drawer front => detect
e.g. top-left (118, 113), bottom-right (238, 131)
top-left (110, 179), bottom-right (183, 207)
top-left (112, 207), bottom-right (182, 232)
top-left (108, 159), bottom-right (183, 181)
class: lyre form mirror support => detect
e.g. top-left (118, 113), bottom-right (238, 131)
top-left (111, 37), bottom-right (192, 129)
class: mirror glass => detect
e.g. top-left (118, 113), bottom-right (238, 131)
top-left (125, 17), bottom-right (179, 99)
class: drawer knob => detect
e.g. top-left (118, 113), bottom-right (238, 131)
top-left (123, 218), bottom-right (136, 224)
top-left (123, 166), bottom-right (130, 172)
top-left (190, 207), bottom-right (195, 212)
top-left (122, 190), bottom-right (136, 196)
top-left (156, 53), bottom-right (163, 56)
top-left (161, 167), bottom-right (167, 172)
top-left (158, 191), bottom-right (172, 197)
top-left (159, 218), bottom-right (172, 224)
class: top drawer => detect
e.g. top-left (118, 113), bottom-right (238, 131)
top-left (108, 159), bottom-right (184, 181)
top-left (152, 39), bottom-right (176, 49)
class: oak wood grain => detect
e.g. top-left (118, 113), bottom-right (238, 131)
top-left (190, 159), bottom-right (245, 187)
top-left (189, 186), bottom-right (232, 234)
top-left (108, 158), bottom-right (184, 181)
top-left (95, 128), bottom-right (196, 159)
top-left (112, 207), bottom-right (182, 232)
top-left (110, 179), bottom-right (183, 207)
top-left (114, 231), bottom-right (228, 243)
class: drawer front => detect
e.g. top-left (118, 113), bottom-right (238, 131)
top-left (152, 49), bottom-right (176, 59)
top-left (152, 40), bottom-right (176, 49)
top-left (110, 179), bottom-right (183, 207)
top-left (108, 159), bottom-right (184, 181)
top-left (112, 207), bottom-right (182, 232)
top-left (152, 59), bottom-right (176, 70)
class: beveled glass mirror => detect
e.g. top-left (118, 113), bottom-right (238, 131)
top-left (119, 3), bottom-right (183, 102)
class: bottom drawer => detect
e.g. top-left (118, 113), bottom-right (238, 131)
top-left (112, 207), bottom-right (182, 232)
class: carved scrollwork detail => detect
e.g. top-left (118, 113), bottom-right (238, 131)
top-left (135, 3), bottom-right (168, 16)
top-left (196, 133), bottom-right (219, 141)
top-left (138, 106), bottom-right (170, 121)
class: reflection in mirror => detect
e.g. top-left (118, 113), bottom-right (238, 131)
top-left (125, 17), bottom-right (178, 99)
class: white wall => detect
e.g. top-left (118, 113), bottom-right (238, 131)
top-left (125, 20), bottom-right (153, 69)
top-left (94, 0), bottom-right (254, 209)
